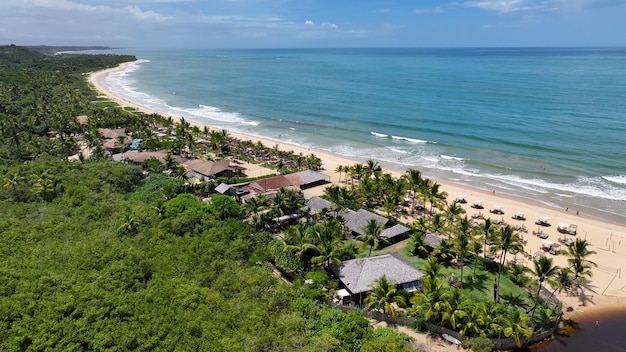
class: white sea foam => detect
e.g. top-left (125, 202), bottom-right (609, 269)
top-left (441, 154), bottom-right (465, 161)
top-left (173, 104), bottom-right (260, 126)
top-left (391, 135), bottom-right (429, 144)
top-left (485, 174), bottom-right (626, 201)
top-left (370, 131), bottom-right (389, 138)
top-left (602, 175), bottom-right (626, 185)
top-left (104, 66), bottom-right (260, 127)
top-left (388, 147), bottom-right (410, 154)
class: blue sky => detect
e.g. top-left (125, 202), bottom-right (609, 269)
top-left (2, 0), bottom-right (625, 48)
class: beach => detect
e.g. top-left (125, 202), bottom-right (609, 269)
top-left (89, 61), bottom-right (626, 325)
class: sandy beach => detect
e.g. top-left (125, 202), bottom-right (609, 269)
top-left (89, 62), bottom-right (626, 320)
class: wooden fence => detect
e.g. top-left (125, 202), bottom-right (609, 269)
top-left (329, 302), bottom-right (561, 350)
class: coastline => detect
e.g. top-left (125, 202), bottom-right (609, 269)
top-left (88, 62), bottom-right (626, 321)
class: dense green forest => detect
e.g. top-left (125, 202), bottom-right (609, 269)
top-left (0, 46), bottom-right (414, 351)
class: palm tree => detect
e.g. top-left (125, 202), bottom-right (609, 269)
top-left (444, 201), bottom-right (466, 223)
top-left (471, 239), bottom-right (483, 280)
top-left (567, 238), bottom-right (597, 280)
top-left (440, 288), bottom-right (468, 330)
top-left (410, 275), bottom-right (445, 324)
top-left (455, 216), bottom-right (473, 287)
top-left (364, 275), bottom-right (406, 317)
top-left (306, 220), bottom-right (344, 268)
top-left (410, 231), bottom-right (430, 257)
top-left (335, 165), bottom-right (344, 184)
top-left (429, 213), bottom-right (447, 237)
top-left (566, 238), bottom-right (597, 296)
top-left (245, 194), bottom-right (267, 229)
top-left (529, 256), bottom-right (559, 319)
top-left (458, 302), bottom-right (487, 336)
top-left (503, 308), bottom-right (532, 348)
top-left (482, 218), bottom-right (494, 270)
top-left (493, 225), bottom-right (524, 302)
top-left (509, 264), bottom-right (532, 286)
top-left (117, 214), bottom-right (137, 240)
top-left (546, 268), bottom-right (574, 303)
top-left (365, 159), bottom-right (381, 178)
top-left (422, 256), bottom-right (445, 281)
top-left (403, 168), bottom-right (423, 202)
top-left (433, 239), bottom-right (455, 264)
top-left (356, 219), bottom-right (386, 257)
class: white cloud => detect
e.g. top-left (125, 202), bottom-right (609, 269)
top-left (304, 20), bottom-right (314, 25)
top-left (124, 5), bottom-right (172, 20)
top-left (413, 6), bottom-right (444, 14)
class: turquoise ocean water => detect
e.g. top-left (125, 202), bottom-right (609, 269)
top-left (98, 48), bottom-right (626, 224)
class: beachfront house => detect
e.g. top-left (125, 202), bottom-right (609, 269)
top-left (343, 209), bottom-right (411, 244)
top-left (217, 170), bottom-right (330, 202)
top-left (182, 159), bottom-right (246, 181)
top-left (331, 252), bottom-right (424, 307)
top-left (99, 128), bottom-right (132, 154)
top-left (304, 196), bottom-right (412, 244)
top-left (121, 150), bottom-right (186, 165)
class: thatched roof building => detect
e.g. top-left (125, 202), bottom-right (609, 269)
top-left (330, 252), bottom-right (424, 295)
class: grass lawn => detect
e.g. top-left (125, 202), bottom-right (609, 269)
top-left (92, 101), bottom-right (119, 107)
top-left (364, 240), bottom-right (535, 309)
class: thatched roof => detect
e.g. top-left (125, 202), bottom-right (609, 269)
top-left (424, 233), bottom-right (442, 248)
top-left (306, 196), bottom-right (333, 215)
top-left (183, 159), bottom-right (238, 178)
top-left (330, 252), bottom-right (424, 295)
top-left (344, 209), bottom-right (388, 236)
top-left (75, 115), bottom-right (88, 125)
top-left (103, 136), bottom-right (132, 150)
top-left (123, 150), bottom-right (186, 164)
top-left (98, 128), bottom-right (127, 140)
top-left (244, 170), bottom-right (330, 194)
top-left (380, 224), bottom-right (411, 240)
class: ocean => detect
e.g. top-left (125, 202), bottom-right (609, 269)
top-left (98, 47), bottom-right (626, 224)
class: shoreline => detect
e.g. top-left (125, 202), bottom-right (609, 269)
top-left (88, 61), bottom-right (626, 320)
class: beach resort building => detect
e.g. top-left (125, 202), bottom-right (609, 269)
top-left (331, 253), bottom-right (425, 306)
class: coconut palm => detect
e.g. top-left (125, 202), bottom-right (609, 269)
top-left (410, 231), bottom-right (430, 257)
top-left (509, 264), bottom-right (532, 287)
top-left (335, 165), bottom-right (344, 184)
top-left (433, 238), bottom-right (455, 264)
top-left (529, 256), bottom-right (559, 318)
top-left (117, 214), bottom-right (137, 240)
top-left (365, 159), bottom-right (381, 178)
top-left (357, 219), bottom-right (387, 256)
top-left (546, 268), bottom-right (574, 303)
top-left (444, 201), bottom-right (466, 223)
top-left (422, 256), bottom-right (445, 281)
top-left (482, 218), bottom-right (494, 270)
top-left (245, 194), bottom-right (267, 229)
top-left (440, 288), bottom-right (468, 330)
top-left (458, 302), bottom-right (487, 336)
top-left (454, 216), bottom-right (473, 287)
top-left (567, 239), bottom-right (597, 280)
top-left (429, 213), bottom-right (447, 237)
top-left (471, 239), bottom-right (483, 279)
top-left (364, 275), bottom-right (407, 317)
top-left (492, 225), bottom-right (524, 302)
top-left (503, 308), bottom-right (532, 348)
top-left (410, 275), bottom-right (445, 323)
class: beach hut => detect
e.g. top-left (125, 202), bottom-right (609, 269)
top-left (454, 194), bottom-right (467, 203)
top-left (535, 216), bottom-right (551, 226)
top-left (557, 222), bottom-right (570, 234)
top-left (489, 205), bottom-right (504, 215)
top-left (471, 200), bottom-right (483, 209)
top-left (512, 212), bottom-right (526, 220)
